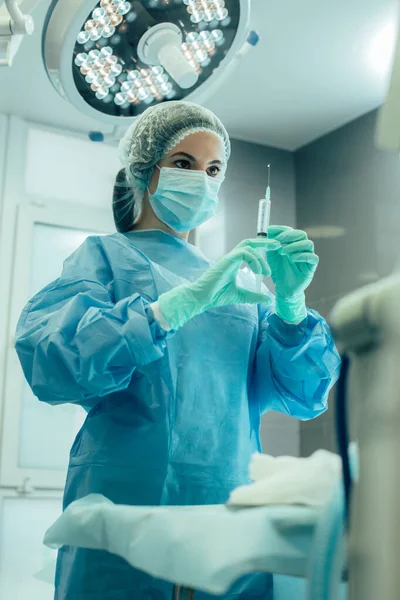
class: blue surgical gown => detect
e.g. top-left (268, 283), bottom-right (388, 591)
top-left (15, 229), bottom-right (340, 600)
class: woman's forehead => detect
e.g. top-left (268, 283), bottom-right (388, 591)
top-left (168, 131), bottom-right (225, 161)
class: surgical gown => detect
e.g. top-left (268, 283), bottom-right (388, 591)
top-left (15, 230), bottom-right (341, 600)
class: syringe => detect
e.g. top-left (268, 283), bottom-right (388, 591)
top-left (256, 164), bottom-right (272, 291)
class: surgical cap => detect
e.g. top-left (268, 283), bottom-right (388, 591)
top-left (113, 101), bottom-right (231, 232)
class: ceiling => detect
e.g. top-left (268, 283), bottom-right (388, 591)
top-left (0, 0), bottom-right (398, 150)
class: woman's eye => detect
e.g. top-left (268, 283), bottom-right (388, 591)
top-left (175, 160), bottom-right (191, 170)
top-left (207, 166), bottom-right (221, 177)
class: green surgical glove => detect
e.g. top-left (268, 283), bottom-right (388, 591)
top-left (158, 238), bottom-right (280, 330)
top-left (266, 226), bottom-right (319, 324)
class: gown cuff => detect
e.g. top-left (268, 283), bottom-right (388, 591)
top-left (150, 301), bottom-right (172, 332)
top-left (267, 312), bottom-right (308, 346)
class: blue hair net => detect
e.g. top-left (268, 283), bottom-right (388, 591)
top-left (113, 101), bottom-right (231, 232)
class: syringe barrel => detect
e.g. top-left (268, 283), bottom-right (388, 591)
top-left (257, 199), bottom-right (271, 236)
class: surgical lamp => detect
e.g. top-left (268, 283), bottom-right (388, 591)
top-left (42, 0), bottom-right (258, 129)
top-left (0, 0), bottom-right (36, 66)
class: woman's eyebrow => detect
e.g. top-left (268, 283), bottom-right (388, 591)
top-left (169, 152), bottom-right (196, 161)
top-left (169, 152), bottom-right (223, 166)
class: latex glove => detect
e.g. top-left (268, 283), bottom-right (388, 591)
top-left (158, 238), bottom-right (280, 330)
top-left (266, 226), bottom-right (319, 324)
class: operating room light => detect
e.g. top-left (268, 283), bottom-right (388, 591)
top-left (42, 0), bottom-right (255, 125)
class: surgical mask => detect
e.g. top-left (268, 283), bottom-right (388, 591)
top-left (148, 166), bottom-right (223, 233)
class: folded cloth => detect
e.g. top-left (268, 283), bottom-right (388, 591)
top-left (44, 494), bottom-right (318, 595)
top-left (228, 450), bottom-right (341, 508)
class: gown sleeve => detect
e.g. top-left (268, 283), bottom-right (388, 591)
top-left (254, 301), bottom-right (341, 420)
top-left (15, 236), bottom-right (169, 408)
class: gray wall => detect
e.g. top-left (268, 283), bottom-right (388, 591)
top-left (224, 139), bottom-right (300, 456)
top-left (224, 139), bottom-right (296, 248)
top-left (295, 110), bottom-right (400, 456)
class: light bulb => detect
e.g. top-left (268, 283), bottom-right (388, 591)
top-left (100, 46), bottom-right (113, 57)
top-left (121, 81), bottom-right (134, 92)
top-left (127, 70), bottom-right (140, 80)
top-left (77, 31), bottom-right (90, 44)
top-left (91, 81), bottom-right (102, 92)
top-left (117, 2), bottom-right (131, 15)
top-left (105, 54), bottom-right (118, 65)
top-left (191, 12), bottom-right (203, 23)
top-left (102, 24), bottom-right (116, 38)
top-left (186, 32), bottom-right (199, 43)
top-left (211, 29), bottom-right (224, 44)
top-left (96, 16), bottom-right (110, 27)
top-left (126, 90), bottom-right (137, 102)
top-left (110, 14), bottom-right (123, 26)
top-left (199, 30), bottom-right (212, 40)
top-left (99, 66), bottom-right (110, 77)
top-left (159, 82), bottom-right (173, 94)
top-left (216, 7), bottom-right (228, 20)
top-left (92, 7), bottom-right (106, 19)
top-left (204, 10), bottom-right (216, 22)
top-left (89, 29), bottom-right (102, 41)
top-left (204, 39), bottom-right (215, 52)
top-left (137, 87), bottom-right (150, 100)
top-left (84, 20), bottom-right (96, 31)
top-left (114, 92), bottom-right (127, 105)
top-left (195, 49), bottom-right (208, 63)
top-left (96, 88), bottom-right (110, 100)
top-left (75, 53), bottom-right (88, 67)
top-left (88, 49), bottom-right (100, 61)
top-left (110, 63), bottom-right (122, 76)
top-left (103, 74), bottom-right (116, 87)
top-left (85, 71), bottom-right (98, 83)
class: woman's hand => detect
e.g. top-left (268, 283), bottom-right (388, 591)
top-left (266, 226), bottom-right (319, 323)
top-left (158, 238), bottom-right (280, 330)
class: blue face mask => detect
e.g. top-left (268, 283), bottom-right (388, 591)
top-left (148, 167), bottom-right (224, 233)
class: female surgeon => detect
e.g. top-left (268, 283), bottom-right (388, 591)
top-left (15, 101), bottom-right (340, 600)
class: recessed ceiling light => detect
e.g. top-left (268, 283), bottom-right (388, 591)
top-left (368, 19), bottom-right (397, 79)
top-left (304, 226), bottom-right (346, 240)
